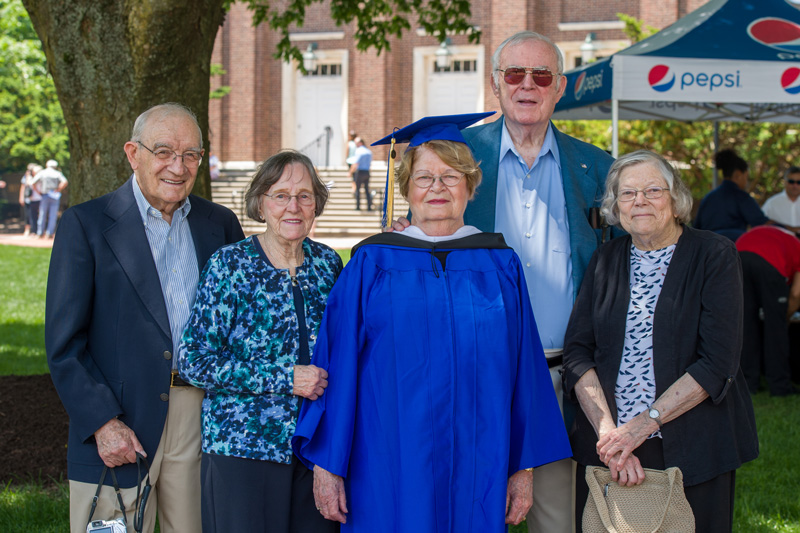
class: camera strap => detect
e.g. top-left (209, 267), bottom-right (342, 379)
top-left (133, 453), bottom-right (152, 533)
top-left (87, 465), bottom-right (127, 526)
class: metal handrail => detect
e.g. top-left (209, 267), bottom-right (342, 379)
top-left (299, 126), bottom-right (333, 167)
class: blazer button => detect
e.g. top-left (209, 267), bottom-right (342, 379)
top-left (163, 351), bottom-right (172, 360)
top-left (160, 393), bottom-right (169, 402)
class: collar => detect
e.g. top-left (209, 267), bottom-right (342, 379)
top-left (131, 174), bottom-right (192, 224)
top-left (499, 119), bottom-right (561, 171)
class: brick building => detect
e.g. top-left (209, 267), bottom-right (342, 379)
top-left (209, 0), bottom-right (709, 169)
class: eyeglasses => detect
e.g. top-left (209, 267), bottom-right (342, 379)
top-left (787, 179), bottom-right (800, 185)
top-left (617, 187), bottom-right (670, 202)
top-left (411, 172), bottom-right (464, 189)
top-left (496, 67), bottom-right (558, 87)
top-left (137, 142), bottom-right (203, 167)
top-left (263, 192), bottom-right (315, 207)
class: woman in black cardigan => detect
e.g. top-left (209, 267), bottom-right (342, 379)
top-left (563, 150), bottom-right (758, 532)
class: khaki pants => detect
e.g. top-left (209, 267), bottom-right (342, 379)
top-left (70, 386), bottom-right (203, 533)
top-left (526, 360), bottom-right (576, 533)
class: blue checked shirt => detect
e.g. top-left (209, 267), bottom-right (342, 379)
top-left (132, 176), bottom-right (199, 366)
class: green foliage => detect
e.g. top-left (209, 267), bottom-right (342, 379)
top-left (234, 0), bottom-right (478, 71)
top-left (0, 244), bottom-right (49, 375)
top-left (210, 62), bottom-right (231, 100)
top-left (617, 12), bottom-right (659, 43)
top-left (0, 0), bottom-right (68, 174)
top-left (556, 119), bottom-right (799, 203)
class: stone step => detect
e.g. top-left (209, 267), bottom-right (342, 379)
top-left (211, 168), bottom-right (407, 238)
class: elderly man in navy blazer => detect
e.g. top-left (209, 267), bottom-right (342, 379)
top-left (46, 103), bottom-right (244, 533)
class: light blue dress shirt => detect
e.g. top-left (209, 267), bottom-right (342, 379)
top-left (494, 120), bottom-right (573, 350)
top-left (132, 176), bottom-right (199, 366)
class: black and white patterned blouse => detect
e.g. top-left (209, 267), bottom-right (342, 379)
top-left (614, 243), bottom-right (676, 438)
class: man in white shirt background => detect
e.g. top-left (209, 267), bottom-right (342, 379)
top-left (762, 166), bottom-right (800, 231)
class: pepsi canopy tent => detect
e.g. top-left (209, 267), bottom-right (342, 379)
top-left (552, 0), bottom-right (800, 156)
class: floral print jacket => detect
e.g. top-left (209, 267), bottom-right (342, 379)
top-left (179, 236), bottom-right (343, 463)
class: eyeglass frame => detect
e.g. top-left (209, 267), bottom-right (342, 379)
top-left (495, 66), bottom-right (559, 87)
top-left (617, 186), bottom-right (671, 202)
top-left (137, 141), bottom-right (204, 166)
top-left (410, 171), bottom-right (465, 189)
top-left (262, 192), bottom-right (316, 207)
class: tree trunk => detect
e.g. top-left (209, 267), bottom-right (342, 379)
top-left (21, 0), bottom-right (226, 205)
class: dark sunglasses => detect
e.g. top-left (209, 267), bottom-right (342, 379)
top-left (497, 67), bottom-right (557, 87)
top-left (788, 179), bottom-right (800, 185)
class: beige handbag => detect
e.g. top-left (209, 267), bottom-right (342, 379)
top-left (583, 465), bottom-right (695, 533)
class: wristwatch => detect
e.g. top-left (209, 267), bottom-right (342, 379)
top-left (647, 406), bottom-right (663, 428)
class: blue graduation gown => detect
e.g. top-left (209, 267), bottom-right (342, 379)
top-left (292, 233), bottom-right (571, 532)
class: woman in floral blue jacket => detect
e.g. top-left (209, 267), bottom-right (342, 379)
top-left (179, 150), bottom-right (343, 533)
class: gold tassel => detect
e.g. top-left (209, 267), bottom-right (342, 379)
top-left (382, 137), bottom-right (396, 230)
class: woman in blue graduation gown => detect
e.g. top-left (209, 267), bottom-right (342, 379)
top-left (292, 113), bottom-right (571, 532)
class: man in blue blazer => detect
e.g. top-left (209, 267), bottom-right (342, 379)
top-left (46, 103), bottom-right (244, 533)
top-left (463, 32), bottom-right (614, 533)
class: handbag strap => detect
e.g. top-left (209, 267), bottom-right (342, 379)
top-left (645, 467), bottom-right (679, 533)
top-left (87, 465), bottom-right (128, 526)
top-left (133, 453), bottom-right (152, 533)
top-left (585, 466), bottom-right (619, 533)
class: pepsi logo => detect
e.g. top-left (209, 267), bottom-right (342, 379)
top-left (573, 70), bottom-right (604, 100)
top-left (787, 0), bottom-right (800, 9)
top-left (782, 67), bottom-right (800, 94)
top-left (574, 72), bottom-right (587, 99)
top-left (648, 65), bottom-right (675, 92)
top-left (748, 18), bottom-right (800, 53)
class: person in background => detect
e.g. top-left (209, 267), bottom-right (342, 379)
top-left (294, 113), bottom-right (570, 532)
top-left (46, 103), bottom-right (244, 533)
top-left (179, 150), bottom-right (342, 532)
top-left (29, 159), bottom-right (68, 239)
top-left (349, 138), bottom-right (373, 211)
top-left (761, 166), bottom-right (800, 230)
top-left (209, 151), bottom-right (221, 181)
top-left (19, 163), bottom-right (43, 237)
top-left (563, 150), bottom-right (758, 533)
top-left (693, 148), bottom-right (768, 241)
top-left (736, 225), bottom-right (800, 396)
top-left (392, 31), bottom-right (618, 532)
top-left (345, 131), bottom-right (358, 192)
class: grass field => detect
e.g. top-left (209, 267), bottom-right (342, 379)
top-left (0, 245), bottom-right (50, 375)
top-left (1, 244), bottom-right (798, 532)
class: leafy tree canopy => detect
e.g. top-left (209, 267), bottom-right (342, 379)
top-left (0, 0), bottom-right (68, 174)
top-left (19, 0), bottom-right (477, 203)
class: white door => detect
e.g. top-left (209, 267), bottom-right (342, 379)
top-left (296, 63), bottom-right (344, 167)
top-left (427, 59), bottom-right (481, 116)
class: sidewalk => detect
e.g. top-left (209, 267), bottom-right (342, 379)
top-left (0, 218), bottom-right (54, 248)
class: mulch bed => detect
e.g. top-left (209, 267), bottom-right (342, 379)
top-left (0, 375), bottom-right (69, 487)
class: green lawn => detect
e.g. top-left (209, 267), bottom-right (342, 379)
top-left (1, 244), bottom-right (798, 531)
top-left (0, 244), bottom-right (50, 375)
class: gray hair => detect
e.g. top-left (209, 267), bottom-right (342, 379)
top-left (600, 150), bottom-right (693, 227)
top-left (245, 150), bottom-right (329, 220)
top-left (130, 103), bottom-right (203, 147)
top-left (491, 31), bottom-right (565, 88)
